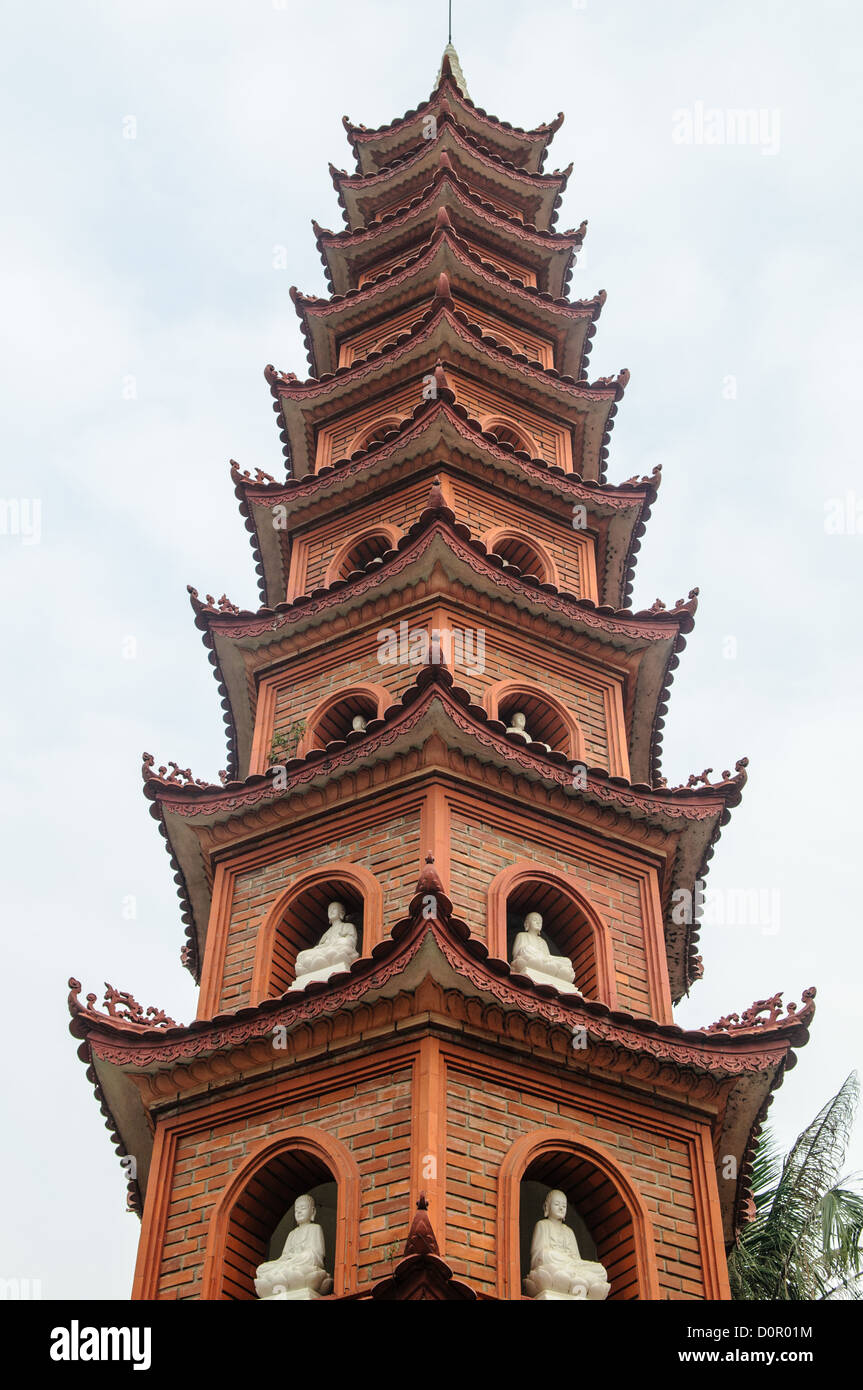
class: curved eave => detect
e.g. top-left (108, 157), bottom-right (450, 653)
top-left (232, 403), bottom-right (656, 613)
top-left (293, 229), bottom-right (603, 379)
top-left (314, 171), bottom-right (582, 298)
top-left (143, 656), bottom-right (735, 982)
top-left (193, 506), bottom-right (691, 770)
top-left (331, 122), bottom-right (571, 234)
top-left (268, 303), bottom-right (626, 481)
top-left (68, 902), bottom-right (813, 1239)
top-left (343, 70), bottom-right (563, 176)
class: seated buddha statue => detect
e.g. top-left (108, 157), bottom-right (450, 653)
top-left (510, 911), bottom-right (580, 995)
top-left (524, 1189), bottom-right (610, 1301)
top-left (506, 711), bottom-right (529, 738)
top-left (505, 711), bottom-right (550, 751)
top-left (293, 900), bottom-right (359, 989)
top-left (254, 1194), bottom-right (333, 1300)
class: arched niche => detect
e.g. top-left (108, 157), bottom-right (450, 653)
top-left (488, 864), bottom-right (617, 1007)
top-left (480, 414), bottom-right (538, 456)
top-left (348, 415), bottom-right (404, 454)
top-left (323, 523), bottom-right (401, 586)
top-left (484, 527), bottom-right (558, 586)
top-left (519, 1178), bottom-right (600, 1281)
top-left (297, 684), bottom-right (389, 757)
top-left (486, 680), bottom-right (585, 761)
top-left (250, 863), bottom-right (383, 1003)
top-left (498, 1130), bottom-right (660, 1301)
top-left (201, 1130), bottom-right (360, 1300)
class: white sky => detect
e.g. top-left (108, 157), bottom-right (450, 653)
top-left (1, 0), bottom-right (861, 1298)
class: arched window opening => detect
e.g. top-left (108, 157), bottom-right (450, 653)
top-left (223, 1149), bottom-right (337, 1301)
top-left (498, 690), bottom-right (570, 754)
top-left (504, 875), bottom-right (598, 1001)
top-left (252, 866), bottom-right (383, 1005)
top-left (337, 530), bottom-right (392, 577)
top-left (520, 1152), bottom-right (637, 1300)
top-left (308, 691), bottom-right (379, 749)
top-left (350, 415), bottom-right (404, 454)
top-left (270, 877), bottom-right (364, 997)
top-left (490, 535), bottom-right (547, 581)
top-left (202, 1130), bottom-right (361, 1301)
top-left (482, 416), bottom-right (532, 452)
top-left (483, 528), bottom-right (558, 588)
top-left (323, 526), bottom-right (402, 588)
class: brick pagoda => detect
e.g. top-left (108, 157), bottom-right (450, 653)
top-left (69, 46), bottom-right (815, 1301)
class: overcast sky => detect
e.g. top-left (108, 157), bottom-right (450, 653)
top-left (2, 0), bottom-right (861, 1299)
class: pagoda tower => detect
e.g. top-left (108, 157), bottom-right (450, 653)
top-left (69, 47), bottom-right (815, 1301)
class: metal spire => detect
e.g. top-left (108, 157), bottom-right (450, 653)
top-left (436, 1), bottom-right (469, 102)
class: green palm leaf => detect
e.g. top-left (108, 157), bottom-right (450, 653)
top-left (728, 1072), bottom-right (863, 1300)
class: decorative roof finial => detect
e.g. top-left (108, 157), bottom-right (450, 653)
top-left (436, 23), bottom-right (470, 102)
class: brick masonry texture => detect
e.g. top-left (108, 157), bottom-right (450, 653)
top-left (268, 612), bottom-right (614, 769)
top-left (219, 803), bottom-right (422, 1010)
top-left (447, 802), bottom-right (651, 1016)
top-left (443, 1064), bottom-right (703, 1299)
top-left (296, 472), bottom-right (588, 600)
top-left (159, 1067), bottom-right (414, 1298)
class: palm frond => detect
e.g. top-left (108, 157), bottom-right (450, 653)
top-left (728, 1072), bottom-right (862, 1300)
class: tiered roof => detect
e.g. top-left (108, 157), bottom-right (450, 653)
top-left (69, 45), bottom-right (814, 1256)
top-left (68, 858), bottom-right (815, 1235)
top-left (344, 50), bottom-right (563, 176)
top-left (291, 228), bottom-right (604, 379)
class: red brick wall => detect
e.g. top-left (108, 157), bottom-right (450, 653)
top-left (266, 613), bottom-right (615, 770)
top-left (450, 369), bottom-right (572, 469)
top-left (297, 474), bottom-right (592, 602)
top-left (443, 1061), bottom-right (706, 1299)
top-left (448, 476), bottom-right (589, 598)
top-left (431, 613), bottom-right (612, 767)
top-left (446, 797), bottom-right (651, 1016)
top-left (269, 637), bottom-right (406, 746)
top-left (139, 1041), bottom-right (719, 1301)
top-left (156, 1067), bottom-right (414, 1299)
top-left (299, 478), bottom-right (430, 592)
top-left (218, 801), bottom-right (422, 1011)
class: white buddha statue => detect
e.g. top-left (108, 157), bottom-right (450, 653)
top-left (254, 1194), bottom-right (333, 1300)
top-left (506, 710), bottom-right (529, 738)
top-left (511, 911), bottom-right (580, 995)
top-left (293, 900), bottom-right (359, 989)
top-left (505, 711), bottom-right (550, 751)
top-left (351, 714), bottom-right (367, 733)
top-left (524, 1189), bottom-right (610, 1301)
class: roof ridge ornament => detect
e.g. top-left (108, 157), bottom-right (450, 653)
top-left (705, 988), bottom-right (816, 1035)
top-left (403, 1192), bottom-right (440, 1256)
